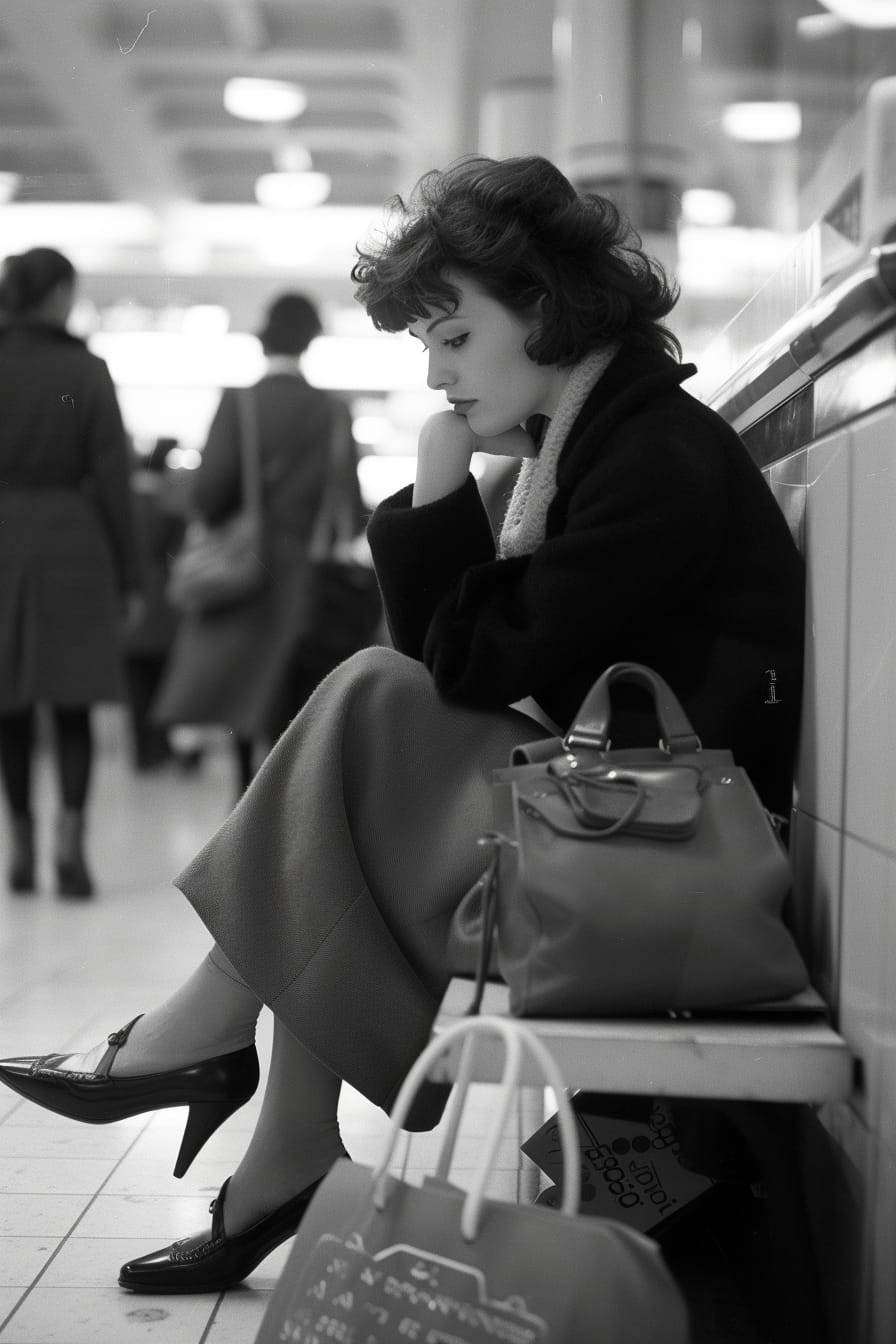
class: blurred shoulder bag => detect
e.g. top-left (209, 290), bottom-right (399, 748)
top-left (254, 1014), bottom-right (690, 1344)
top-left (167, 388), bottom-right (266, 615)
top-left (449, 661), bottom-right (809, 1017)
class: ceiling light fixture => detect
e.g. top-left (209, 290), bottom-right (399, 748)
top-left (817, 0), bottom-right (896, 27)
top-left (722, 101), bottom-right (802, 143)
top-left (796, 13), bottom-right (849, 38)
top-left (0, 171), bottom-right (22, 204)
top-left (254, 171), bottom-right (332, 209)
top-left (224, 77), bottom-right (307, 123)
top-left (681, 188), bottom-right (736, 227)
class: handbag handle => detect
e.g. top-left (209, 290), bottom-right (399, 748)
top-left (235, 387), bottom-right (263, 523)
top-left (372, 1015), bottom-right (581, 1242)
top-left (563, 661), bottom-right (701, 755)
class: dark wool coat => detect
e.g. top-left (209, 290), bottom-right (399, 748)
top-left (152, 373), bottom-right (335, 738)
top-left (0, 322), bottom-right (140, 709)
top-left (367, 342), bottom-right (805, 815)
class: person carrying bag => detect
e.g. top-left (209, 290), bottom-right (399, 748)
top-left (166, 387), bottom-right (266, 615)
top-left (451, 662), bottom-right (809, 1017)
top-left (254, 1014), bottom-right (691, 1344)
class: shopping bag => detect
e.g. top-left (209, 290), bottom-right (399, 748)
top-left (450, 661), bottom-right (809, 1016)
top-left (255, 1015), bottom-right (690, 1344)
top-left (522, 1094), bottom-right (714, 1235)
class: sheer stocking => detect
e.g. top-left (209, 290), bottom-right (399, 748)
top-left (222, 1019), bottom-right (345, 1235)
top-left (53, 945), bottom-right (262, 1077)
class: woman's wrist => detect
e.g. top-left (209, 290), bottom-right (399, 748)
top-left (412, 410), bottom-right (476, 506)
top-left (412, 452), bottom-right (472, 505)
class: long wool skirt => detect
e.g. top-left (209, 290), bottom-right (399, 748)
top-left (175, 646), bottom-right (540, 1121)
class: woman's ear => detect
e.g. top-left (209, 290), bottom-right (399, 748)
top-left (533, 291), bottom-right (554, 335)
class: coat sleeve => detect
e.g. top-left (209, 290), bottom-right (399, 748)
top-left (366, 472), bottom-right (497, 657)
top-left (368, 411), bottom-right (729, 713)
top-left (82, 355), bottom-right (141, 593)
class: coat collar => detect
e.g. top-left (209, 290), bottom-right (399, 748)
top-left (555, 342), bottom-right (698, 477)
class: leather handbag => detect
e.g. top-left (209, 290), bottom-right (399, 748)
top-left (450, 661), bottom-right (809, 1017)
top-left (166, 388), bottom-right (266, 615)
top-left (254, 1015), bottom-right (690, 1344)
top-left (292, 398), bottom-right (382, 677)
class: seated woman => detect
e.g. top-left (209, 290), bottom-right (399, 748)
top-left (0, 155), bottom-right (804, 1293)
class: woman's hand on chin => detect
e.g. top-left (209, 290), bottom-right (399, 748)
top-left (474, 424), bottom-right (538, 459)
top-left (412, 413), bottom-right (536, 506)
top-left (413, 410), bottom-right (479, 505)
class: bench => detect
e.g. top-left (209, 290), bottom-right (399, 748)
top-left (428, 977), bottom-right (854, 1344)
top-left (431, 979), bottom-right (853, 1103)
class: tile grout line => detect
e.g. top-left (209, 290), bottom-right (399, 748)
top-left (197, 1290), bottom-right (227, 1343)
top-left (0, 1111), bottom-right (161, 1336)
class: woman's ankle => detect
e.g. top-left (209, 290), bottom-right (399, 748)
top-left (222, 1138), bottom-right (345, 1236)
top-left (109, 1016), bottom-right (256, 1077)
top-left (109, 951), bottom-right (262, 1077)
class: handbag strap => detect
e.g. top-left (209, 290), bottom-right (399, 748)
top-left (372, 1016), bottom-right (581, 1240)
top-left (564, 661), bottom-right (702, 755)
top-left (235, 386), bottom-right (263, 522)
top-left (522, 776), bottom-right (647, 838)
top-left (466, 834), bottom-right (506, 1015)
top-left (308, 398), bottom-right (357, 561)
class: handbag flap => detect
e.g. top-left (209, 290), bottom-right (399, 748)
top-left (515, 759), bottom-right (707, 840)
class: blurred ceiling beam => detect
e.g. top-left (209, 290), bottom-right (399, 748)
top-left (164, 126), bottom-right (409, 156)
top-left (398, 0), bottom-right (473, 186)
top-left (2, 0), bottom-right (191, 210)
top-left (220, 0), bottom-right (270, 52)
top-left (126, 49), bottom-right (405, 80)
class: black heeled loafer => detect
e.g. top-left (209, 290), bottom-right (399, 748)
top-left (118, 1172), bottom-right (327, 1293)
top-left (0, 1017), bottom-right (259, 1178)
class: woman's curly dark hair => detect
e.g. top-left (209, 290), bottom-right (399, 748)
top-left (352, 155), bottom-right (681, 364)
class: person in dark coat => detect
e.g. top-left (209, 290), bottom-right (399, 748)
top-left (151, 293), bottom-right (340, 794)
top-left (121, 438), bottom-right (187, 770)
top-left (0, 247), bottom-right (141, 896)
top-left (0, 157), bottom-right (805, 1291)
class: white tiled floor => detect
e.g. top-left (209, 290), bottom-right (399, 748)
top-left (0, 710), bottom-right (541, 1344)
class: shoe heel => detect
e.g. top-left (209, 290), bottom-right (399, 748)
top-left (55, 810), bottom-right (93, 897)
top-left (174, 1098), bottom-right (242, 1178)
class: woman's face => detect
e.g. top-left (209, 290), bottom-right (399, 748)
top-left (408, 273), bottom-right (568, 437)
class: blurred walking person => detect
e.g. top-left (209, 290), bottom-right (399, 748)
top-left (122, 438), bottom-right (186, 770)
top-left (0, 247), bottom-right (141, 896)
top-left (153, 293), bottom-right (348, 795)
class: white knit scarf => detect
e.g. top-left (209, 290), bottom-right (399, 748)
top-left (498, 345), bottom-right (619, 558)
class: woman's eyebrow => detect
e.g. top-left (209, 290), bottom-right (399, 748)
top-left (426, 311), bottom-right (463, 333)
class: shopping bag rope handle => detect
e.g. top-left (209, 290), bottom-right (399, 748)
top-left (372, 1015), bottom-right (581, 1242)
